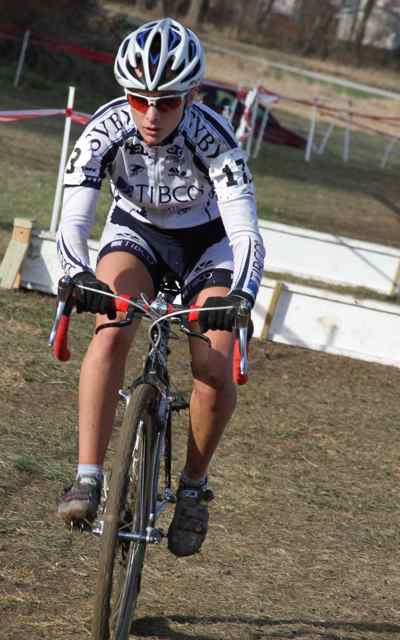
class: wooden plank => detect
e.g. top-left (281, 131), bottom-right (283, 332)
top-left (20, 230), bottom-right (98, 295)
top-left (0, 218), bottom-right (35, 289)
top-left (260, 280), bottom-right (284, 341)
top-left (16, 231), bottom-right (400, 369)
top-left (389, 258), bottom-right (400, 297)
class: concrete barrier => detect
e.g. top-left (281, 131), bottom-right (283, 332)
top-left (260, 220), bottom-right (400, 296)
top-left (2, 223), bottom-right (397, 369)
top-left (254, 277), bottom-right (400, 368)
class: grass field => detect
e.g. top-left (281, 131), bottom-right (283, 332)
top-left (1, 42), bottom-right (400, 256)
top-left (1, 287), bottom-right (400, 640)
top-left (1, 36), bottom-right (400, 640)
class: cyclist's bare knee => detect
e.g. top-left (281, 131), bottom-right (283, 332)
top-left (190, 328), bottom-right (233, 389)
top-left (191, 357), bottom-right (233, 391)
top-left (89, 321), bottom-right (137, 361)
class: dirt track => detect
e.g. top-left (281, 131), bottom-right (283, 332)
top-left (1, 289), bottom-right (400, 640)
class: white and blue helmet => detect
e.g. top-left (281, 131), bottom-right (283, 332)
top-left (114, 18), bottom-right (205, 92)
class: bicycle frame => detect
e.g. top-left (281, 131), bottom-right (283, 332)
top-left (49, 274), bottom-right (250, 542)
top-left (94, 280), bottom-right (181, 543)
top-left (49, 274), bottom-right (251, 638)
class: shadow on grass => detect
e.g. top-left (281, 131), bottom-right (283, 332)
top-left (131, 614), bottom-right (400, 639)
top-left (372, 192), bottom-right (400, 219)
top-left (0, 221), bottom-right (13, 232)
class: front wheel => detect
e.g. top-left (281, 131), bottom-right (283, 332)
top-left (92, 383), bottom-right (160, 640)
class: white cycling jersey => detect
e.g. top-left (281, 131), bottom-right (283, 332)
top-left (57, 96), bottom-right (265, 303)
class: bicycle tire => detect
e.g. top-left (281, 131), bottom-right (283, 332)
top-left (92, 383), bottom-right (160, 640)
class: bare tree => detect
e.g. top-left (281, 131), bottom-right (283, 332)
top-left (135, 0), bottom-right (153, 10)
top-left (185, 0), bottom-right (209, 27)
top-left (349, 0), bottom-right (362, 41)
top-left (300, 0), bottom-right (343, 57)
top-left (354, 0), bottom-right (379, 61)
top-left (255, 0), bottom-right (276, 31)
top-left (295, 0), bottom-right (347, 58)
top-left (161, 0), bottom-right (181, 15)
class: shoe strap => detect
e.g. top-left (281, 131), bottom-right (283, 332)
top-left (179, 486), bottom-right (214, 503)
top-left (78, 475), bottom-right (100, 487)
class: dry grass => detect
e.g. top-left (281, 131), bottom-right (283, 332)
top-left (1, 20), bottom-right (400, 640)
top-left (1, 287), bottom-right (400, 639)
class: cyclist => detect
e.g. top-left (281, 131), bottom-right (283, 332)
top-left (57, 17), bottom-right (265, 557)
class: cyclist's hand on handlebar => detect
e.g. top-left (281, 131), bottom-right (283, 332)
top-left (199, 290), bottom-right (252, 333)
top-left (72, 271), bottom-right (117, 319)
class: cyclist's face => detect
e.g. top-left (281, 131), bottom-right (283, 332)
top-left (127, 91), bottom-right (188, 145)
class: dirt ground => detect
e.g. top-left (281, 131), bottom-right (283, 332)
top-left (1, 288), bottom-right (400, 640)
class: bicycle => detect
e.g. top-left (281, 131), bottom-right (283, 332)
top-left (49, 273), bottom-right (250, 640)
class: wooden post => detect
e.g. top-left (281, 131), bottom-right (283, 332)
top-left (50, 86), bottom-right (76, 233)
top-left (253, 107), bottom-right (269, 159)
top-left (317, 120), bottom-right (335, 155)
top-left (305, 104), bottom-right (318, 162)
top-left (260, 281), bottom-right (284, 341)
top-left (381, 137), bottom-right (397, 169)
top-left (14, 29), bottom-right (31, 88)
top-left (343, 98), bottom-right (352, 163)
top-left (389, 258), bottom-right (400, 297)
top-left (0, 218), bottom-right (36, 289)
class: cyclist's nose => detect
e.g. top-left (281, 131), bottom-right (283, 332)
top-left (145, 105), bottom-right (160, 123)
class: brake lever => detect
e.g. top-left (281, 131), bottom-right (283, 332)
top-left (233, 299), bottom-right (251, 379)
top-left (95, 318), bottom-right (132, 334)
top-left (179, 322), bottom-right (212, 345)
top-left (95, 305), bottom-right (144, 334)
top-left (48, 276), bottom-right (75, 347)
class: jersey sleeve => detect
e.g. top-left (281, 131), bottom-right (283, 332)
top-left (209, 148), bottom-right (265, 304)
top-left (56, 124), bottom-right (111, 277)
top-left (56, 186), bottom-right (99, 277)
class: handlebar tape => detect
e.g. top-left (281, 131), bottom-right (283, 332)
top-left (188, 304), bottom-right (248, 385)
top-left (114, 294), bottom-right (131, 313)
top-left (52, 314), bottom-right (71, 362)
top-left (52, 297), bottom-right (248, 384)
top-left (233, 339), bottom-right (248, 385)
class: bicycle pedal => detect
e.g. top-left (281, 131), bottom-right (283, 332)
top-left (69, 519), bottom-right (92, 534)
top-left (150, 527), bottom-right (167, 540)
top-left (170, 394), bottom-right (189, 411)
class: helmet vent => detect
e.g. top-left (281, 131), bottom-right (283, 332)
top-left (168, 29), bottom-right (181, 50)
top-left (149, 32), bottom-right (162, 66)
top-left (114, 18), bottom-right (205, 92)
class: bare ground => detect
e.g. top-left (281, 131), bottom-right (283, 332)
top-left (1, 288), bottom-right (400, 640)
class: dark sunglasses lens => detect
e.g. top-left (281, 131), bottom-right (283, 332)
top-left (127, 94), bottom-right (148, 113)
top-left (157, 96), bottom-right (182, 112)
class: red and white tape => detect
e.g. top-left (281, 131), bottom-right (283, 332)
top-left (0, 108), bottom-right (90, 125)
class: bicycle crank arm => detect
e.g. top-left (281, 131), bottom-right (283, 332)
top-left (118, 527), bottom-right (163, 544)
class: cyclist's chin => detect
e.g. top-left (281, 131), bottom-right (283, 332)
top-left (141, 127), bottom-right (165, 146)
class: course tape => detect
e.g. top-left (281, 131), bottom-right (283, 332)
top-left (1, 25), bottom-right (398, 137)
top-left (0, 108), bottom-right (90, 125)
top-left (256, 86), bottom-right (399, 139)
top-left (0, 24), bottom-right (113, 64)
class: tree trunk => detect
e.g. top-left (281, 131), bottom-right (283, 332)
top-left (349, 0), bottom-right (361, 41)
top-left (234, 1), bottom-right (248, 38)
top-left (186, 0), bottom-right (203, 27)
top-left (256, 0), bottom-right (276, 31)
top-left (301, 10), bottom-right (323, 55)
top-left (354, 0), bottom-right (378, 62)
top-left (161, 0), bottom-right (180, 16)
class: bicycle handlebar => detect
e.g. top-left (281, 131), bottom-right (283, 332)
top-left (49, 277), bottom-right (250, 385)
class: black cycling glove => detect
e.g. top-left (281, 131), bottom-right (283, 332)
top-left (72, 271), bottom-right (116, 319)
top-left (199, 290), bottom-right (252, 333)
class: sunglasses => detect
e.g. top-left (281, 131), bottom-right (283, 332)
top-left (126, 91), bottom-right (187, 113)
